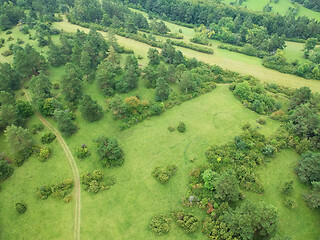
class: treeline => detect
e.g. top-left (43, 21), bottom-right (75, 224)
top-left (292, 0), bottom-right (320, 12)
top-left (121, 0), bottom-right (320, 40)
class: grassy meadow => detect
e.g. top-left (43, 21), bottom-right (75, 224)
top-left (0, 9), bottom-right (320, 240)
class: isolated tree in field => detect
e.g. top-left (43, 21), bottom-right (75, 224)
top-left (96, 136), bottom-right (124, 167)
top-left (79, 94), bottom-right (103, 122)
top-left (54, 110), bottom-right (77, 136)
top-left (61, 63), bottom-right (83, 104)
top-left (155, 77), bottom-right (170, 102)
top-left (214, 170), bottom-right (240, 202)
top-left (148, 48), bottom-right (160, 65)
top-left (0, 63), bottom-right (21, 92)
top-left (5, 125), bottom-right (33, 157)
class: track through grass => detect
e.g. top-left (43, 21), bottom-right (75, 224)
top-left (23, 89), bottom-right (81, 240)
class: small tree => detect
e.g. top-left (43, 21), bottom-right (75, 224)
top-left (15, 202), bottom-right (26, 214)
top-left (177, 121), bottom-right (186, 133)
top-left (96, 136), bottom-right (124, 167)
top-left (281, 180), bottom-right (293, 194)
top-left (155, 77), bottom-right (170, 102)
top-left (54, 110), bottom-right (77, 136)
top-left (79, 94), bottom-right (103, 122)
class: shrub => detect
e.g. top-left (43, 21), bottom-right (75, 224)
top-left (283, 197), bottom-right (294, 208)
top-left (15, 202), bottom-right (26, 214)
top-left (38, 147), bottom-right (51, 161)
top-left (150, 102), bottom-right (163, 115)
top-left (0, 157), bottom-right (13, 181)
top-left (76, 146), bottom-right (90, 159)
top-left (80, 170), bottom-right (112, 193)
top-left (152, 164), bottom-right (177, 183)
top-left (53, 82), bottom-right (60, 89)
top-left (41, 132), bottom-right (56, 144)
top-left (172, 211), bottom-right (199, 233)
top-left (167, 126), bottom-right (175, 132)
top-left (30, 124), bottom-right (44, 134)
top-left (282, 180), bottom-right (293, 194)
top-left (37, 179), bottom-right (73, 200)
top-left (177, 121), bottom-right (186, 133)
top-left (2, 50), bottom-right (13, 57)
top-left (150, 214), bottom-right (171, 234)
top-left (256, 117), bottom-right (267, 125)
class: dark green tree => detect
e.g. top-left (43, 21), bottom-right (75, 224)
top-left (295, 152), bottom-right (320, 184)
top-left (54, 109), bottom-right (77, 136)
top-left (155, 77), bottom-right (170, 102)
top-left (214, 170), bottom-right (240, 202)
top-left (61, 63), bottom-right (83, 104)
top-left (79, 94), bottom-right (103, 122)
top-left (147, 48), bottom-right (160, 65)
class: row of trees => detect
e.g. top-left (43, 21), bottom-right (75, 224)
top-left (121, 0), bottom-right (320, 40)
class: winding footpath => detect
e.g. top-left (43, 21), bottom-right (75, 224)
top-left (23, 89), bottom-right (81, 240)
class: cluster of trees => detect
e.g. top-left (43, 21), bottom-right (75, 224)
top-left (230, 79), bottom-right (279, 114)
top-left (0, 1), bottom-right (24, 30)
top-left (121, 0), bottom-right (320, 40)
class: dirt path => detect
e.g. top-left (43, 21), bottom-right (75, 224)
top-left (23, 90), bottom-right (81, 240)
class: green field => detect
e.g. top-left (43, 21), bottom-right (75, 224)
top-left (0, 84), bottom-right (282, 239)
top-left (222, 0), bottom-right (320, 21)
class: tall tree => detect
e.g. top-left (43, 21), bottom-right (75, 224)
top-left (79, 94), bottom-right (103, 122)
top-left (155, 77), bottom-right (170, 102)
top-left (61, 63), bottom-right (83, 104)
top-left (54, 109), bottom-right (77, 136)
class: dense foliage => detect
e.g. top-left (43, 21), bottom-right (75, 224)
top-left (95, 136), bottom-right (125, 167)
top-left (152, 164), bottom-right (177, 183)
top-left (81, 169), bottom-right (114, 193)
top-left (37, 179), bottom-right (73, 201)
top-left (149, 214), bottom-right (171, 234)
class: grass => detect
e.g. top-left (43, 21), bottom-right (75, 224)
top-left (0, 84), bottom-right (281, 239)
top-left (0, 114), bottom-right (74, 240)
top-left (246, 150), bottom-right (320, 239)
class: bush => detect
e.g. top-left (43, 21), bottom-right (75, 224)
top-left (167, 126), bottom-right (175, 132)
top-left (172, 211), bottom-right (199, 233)
top-left (41, 132), bottom-right (56, 144)
top-left (15, 202), bottom-right (26, 214)
top-left (152, 165), bottom-right (177, 183)
top-left (37, 179), bottom-right (73, 200)
top-left (76, 145), bottom-right (90, 159)
top-left (282, 180), bottom-right (293, 194)
top-left (284, 197), bottom-right (294, 208)
top-left (0, 157), bottom-right (13, 181)
top-left (80, 170), bottom-right (112, 193)
top-left (150, 102), bottom-right (163, 115)
top-left (53, 82), bottom-right (60, 89)
top-left (2, 50), bottom-right (13, 57)
top-left (177, 121), bottom-right (186, 133)
top-left (256, 117), bottom-right (267, 125)
top-left (150, 214), bottom-right (171, 234)
top-left (30, 124), bottom-right (44, 134)
top-left (38, 147), bottom-right (51, 161)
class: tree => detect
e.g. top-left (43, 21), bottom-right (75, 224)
top-left (79, 94), bottom-right (103, 122)
top-left (304, 37), bottom-right (317, 50)
top-left (289, 86), bottom-right (311, 109)
top-left (222, 201), bottom-right (278, 239)
top-left (214, 170), bottom-right (240, 202)
top-left (0, 157), bottom-right (13, 181)
top-left (148, 48), bottom-right (160, 65)
top-left (155, 77), bottom-right (170, 102)
top-left (303, 181), bottom-right (320, 209)
top-left (295, 152), bottom-right (320, 184)
top-left (161, 43), bottom-right (176, 64)
top-left (179, 71), bottom-right (198, 94)
top-left (54, 110), bottom-right (77, 136)
top-left (80, 50), bottom-right (91, 79)
top-left (13, 44), bottom-right (48, 79)
top-left (61, 63), bottom-right (83, 104)
top-left (29, 71), bottom-right (52, 108)
top-left (5, 125), bottom-right (33, 158)
top-left (0, 63), bottom-right (21, 92)
top-left (95, 136), bottom-right (124, 167)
